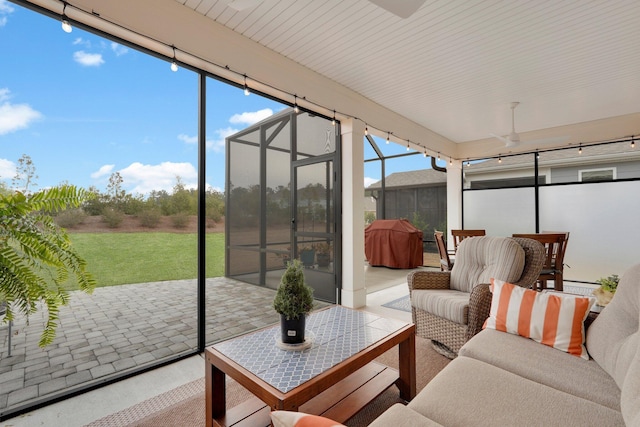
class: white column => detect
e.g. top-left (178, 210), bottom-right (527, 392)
top-left (340, 119), bottom-right (367, 308)
top-left (447, 159), bottom-right (463, 244)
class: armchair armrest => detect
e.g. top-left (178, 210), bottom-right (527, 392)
top-left (466, 283), bottom-right (492, 341)
top-left (407, 270), bottom-right (451, 293)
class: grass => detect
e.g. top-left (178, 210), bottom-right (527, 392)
top-left (67, 232), bottom-right (224, 289)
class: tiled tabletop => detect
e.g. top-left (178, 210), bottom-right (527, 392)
top-left (212, 306), bottom-right (408, 393)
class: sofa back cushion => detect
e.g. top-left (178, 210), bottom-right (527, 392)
top-left (620, 315), bottom-right (640, 426)
top-left (587, 262), bottom-right (640, 390)
top-left (450, 236), bottom-right (525, 293)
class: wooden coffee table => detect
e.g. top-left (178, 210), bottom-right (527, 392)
top-left (205, 306), bottom-right (416, 427)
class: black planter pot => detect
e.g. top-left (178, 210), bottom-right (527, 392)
top-left (280, 314), bottom-right (306, 344)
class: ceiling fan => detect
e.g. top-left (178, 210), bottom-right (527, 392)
top-left (228, 0), bottom-right (426, 18)
top-left (490, 102), bottom-right (568, 148)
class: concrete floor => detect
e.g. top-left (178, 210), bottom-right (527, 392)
top-left (1, 265), bottom-right (426, 427)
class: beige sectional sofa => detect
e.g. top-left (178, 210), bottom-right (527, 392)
top-left (369, 263), bottom-right (640, 426)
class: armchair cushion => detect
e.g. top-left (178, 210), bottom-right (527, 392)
top-left (412, 290), bottom-right (470, 324)
top-left (450, 236), bottom-right (525, 293)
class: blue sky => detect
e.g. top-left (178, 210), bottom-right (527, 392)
top-left (0, 0), bottom-right (434, 197)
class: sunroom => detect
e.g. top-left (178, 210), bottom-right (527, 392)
top-left (1, 0), bottom-right (640, 423)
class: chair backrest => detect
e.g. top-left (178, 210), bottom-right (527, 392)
top-left (511, 237), bottom-right (546, 288)
top-left (450, 236), bottom-right (525, 293)
top-left (512, 233), bottom-right (567, 272)
top-left (541, 231), bottom-right (570, 268)
top-left (451, 229), bottom-right (486, 253)
top-left (434, 230), bottom-right (453, 271)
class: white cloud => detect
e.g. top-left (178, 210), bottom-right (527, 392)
top-left (111, 42), bottom-right (128, 56)
top-left (0, 0), bottom-right (14, 27)
top-left (0, 158), bottom-right (15, 180)
top-left (364, 177), bottom-right (379, 188)
top-left (90, 164), bottom-right (114, 179)
top-left (117, 161), bottom-right (197, 195)
top-left (0, 89), bottom-right (42, 135)
top-left (72, 38), bottom-right (91, 48)
top-left (229, 108), bottom-right (273, 125)
top-left (73, 51), bottom-right (105, 67)
top-left (178, 134), bottom-right (197, 144)
top-left (210, 127), bottom-right (238, 153)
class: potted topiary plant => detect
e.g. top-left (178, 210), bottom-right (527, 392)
top-left (273, 259), bottom-right (314, 344)
top-left (314, 242), bottom-right (331, 268)
top-left (593, 274), bottom-right (619, 306)
top-left (299, 245), bottom-right (316, 267)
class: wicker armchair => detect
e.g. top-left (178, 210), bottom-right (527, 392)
top-left (408, 236), bottom-right (545, 356)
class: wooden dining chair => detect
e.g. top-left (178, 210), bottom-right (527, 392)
top-left (434, 231), bottom-right (454, 271)
top-left (512, 233), bottom-right (568, 291)
top-left (451, 229), bottom-right (486, 253)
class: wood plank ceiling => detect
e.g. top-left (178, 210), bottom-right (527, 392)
top-left (175, 0), bottom-right (640, 144)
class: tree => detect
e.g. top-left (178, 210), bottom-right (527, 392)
top-left (11, 154), bottom-right (39, 195)
top-left (106, 171), bottom-right (126, 209)
top-left (0, 185), bottom-right (96, 347)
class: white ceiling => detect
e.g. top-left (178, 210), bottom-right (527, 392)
top-left (176, 0), bottom-right (640, 144)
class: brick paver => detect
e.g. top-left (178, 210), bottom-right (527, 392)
top-left (0, 277), bottom-right (318, 417)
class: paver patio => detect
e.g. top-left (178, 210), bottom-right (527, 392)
top-left (0, 277), bottom-right (320, 417)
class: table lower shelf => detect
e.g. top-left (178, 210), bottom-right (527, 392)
top-left (212, 361), bottom-right (399, 427)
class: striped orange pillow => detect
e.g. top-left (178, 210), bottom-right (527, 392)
top-left (270, 411), bottom-right (346, 427)
top-left (484, 279), bottom-right (595, 359)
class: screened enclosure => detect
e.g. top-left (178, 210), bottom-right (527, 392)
top-left (225, 109), bottom-right (341, 303)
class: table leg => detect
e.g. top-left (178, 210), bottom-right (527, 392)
top-left (206, 360), bottom-right (226, 427)
top-left (398, 332), bottom-right (416, 401)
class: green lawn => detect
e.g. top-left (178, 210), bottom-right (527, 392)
top-left (67, 232), bottom-right (224, 289)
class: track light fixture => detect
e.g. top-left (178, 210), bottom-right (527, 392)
top-left (632, 136), bottom-right (636, 149)
top-left (423, 149), bottom-right (428, 157)
top-left (293, 95), bottom-right (299, 114)
top-left (437, 152), bottom-right (440, 160)
top-left (170, 46), bottom-right (178, 72)
top-left (449, 157), bottom-right (452, 166)
top-left (386, 132), bottom-right (390, 144)
top-left (578, 144), bottom-right (582, 155)
top-left (498, 156), bottom-right (502, 163)
top-left (406, 140), bottom-right (410, 151)
top-left (61, 2), bottom-right (72, 33)
top-left (243, 75), bottom-right (250, 96)
top-left (364, 126), bottom-right (368, 136)
top-left (332, 110), bottom-right (336, 126)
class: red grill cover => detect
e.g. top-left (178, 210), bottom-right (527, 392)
top-left (365, 219), bottom-right (424, 268)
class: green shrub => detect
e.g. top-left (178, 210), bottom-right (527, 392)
top-left (102, 207), bottom-right (124, 228)
top-left (171, 212), bottom-right (190, 229)
top-left (55, 208), bottom-right (87, 228)
top-left (138, 208), bottom-right (162, 228)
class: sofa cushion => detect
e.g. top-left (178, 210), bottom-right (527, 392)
top-left (410, 289), bottom-right (469, 324)
top-left (407, 356), bottom-right (624, 426)
top-left (367, 403), bottom-right (443, 427)
top-left (620, 315), bottom-right (640, 425)
top-left (485, 279), bottom-right (594, 358)
top-left (450, 236), bottom-right (525, 293)
top-left (587, 262), bottom-right (640, 389)
top-left (460, 328), bottom-right (621, 410)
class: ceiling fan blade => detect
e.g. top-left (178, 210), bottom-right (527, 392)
top-left (368, 0), bottom-right (426, 18)
top-left (227, 0), bottom-right (262, 11)
top-left (490, 133), bottom-right (515, 146)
